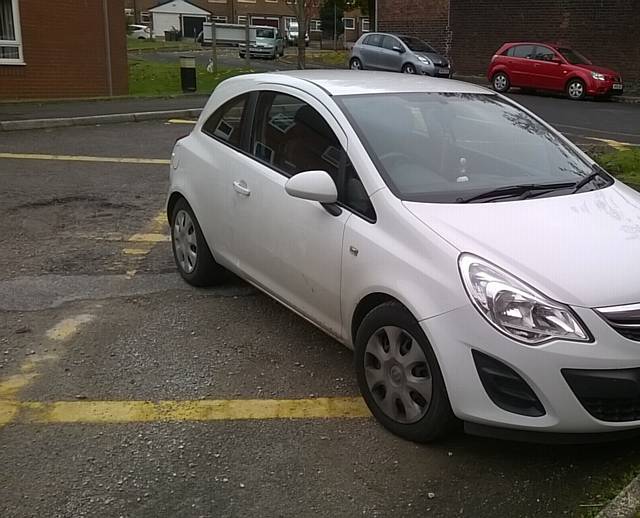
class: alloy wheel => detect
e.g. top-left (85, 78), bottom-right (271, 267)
top-left (493, 74), bottom-right (508, 91)
top-left (173, 209), bottom-right (197, 274)
top-left (364, 326), bottom-right (433, 424)
top-left (350, 59), bottom-right (362, 70)
top-left (568, 81), bottom-right (584, 99)
top-left (403, 64), bottom-right (416, 74)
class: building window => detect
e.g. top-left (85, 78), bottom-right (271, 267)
top-left (141, 12), bottom-right (150, 24)
top-left (310, 19), bottom-right (321, 32)
top-left (361, 18), bottom-right (370, 32)
top-left (0, 0), bottom-right (23, 64)
top-left (211, 16), bottom-right (228, 23)
top-left (343, 18), bottom-right (355, 30)
top-left (238, 15), bottom-right (247, 24)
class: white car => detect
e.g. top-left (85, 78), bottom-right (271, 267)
top-left (129, 24), bottom-right (150, 40)
top-left (167, 70), bottom-right (640, 443)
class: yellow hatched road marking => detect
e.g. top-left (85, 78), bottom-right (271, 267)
top-left (168, 119), bottom-right (197, 125)
top-left (128, 233), bottom-right (170, 243)
top-left (121, 210), bottom-right (168, 263)
top-left (0, 397), bottom-right (370, 425)
top-left (584, 137), bottom-right (639, 150)
top-left (0, 152), bottom-right (170, 165)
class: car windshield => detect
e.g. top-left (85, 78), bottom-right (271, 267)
top-left (337, 93), bottom-right (600, 203)
top-left (399, 36), bottom-right (436, 53)
top-left (557, 47), bottom-right (591, 65)
top-left (257, 28), bottom-right (275, 38)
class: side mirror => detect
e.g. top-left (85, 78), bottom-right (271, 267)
top-left (392, 45), bottom-right (404, 53)
top-left (285, 170), bottom-right (338, 204)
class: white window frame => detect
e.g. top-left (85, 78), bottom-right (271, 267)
top-left (0, 0), bottom-right (24, 65)
top-left (361, 18), bottom-right (370, 33)
top-left (310, 19), bottom-right (321, 32)
top-left (237, 15), bottom-right (248, 24)
top-left (211, 15), bottom-right (228, 23)
top-left (343, 17), bottom-right (355, 30)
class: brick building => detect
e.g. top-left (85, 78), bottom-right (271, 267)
top-left (127, 0), bottom-right (369, 43)
top-left (0, 0), bottom-right (127, 99)
top-left (379, 0), bottom-right (640, 81)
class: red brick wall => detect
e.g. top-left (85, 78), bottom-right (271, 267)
top-left (450, 0), bottom-right (640, 81)
top-left (378, 0), bottom-right (450, 54)
top-left (0, 0), bottom-right (128, 99)
top-left (378, 0), bottom-right (639, 82)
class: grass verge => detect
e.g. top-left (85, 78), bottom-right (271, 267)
top-left (593, 148), bottom-right (640, 190)
top-left (129, 59), bottom-right (250, 96)
top-left (305, 50), bottom-right (349, 67)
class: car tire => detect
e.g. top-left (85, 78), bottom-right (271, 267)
top-left (402, 63), bottom-right (417, 74)
top-left (492, 72), bottom-right (510, 93)
top-left (350, 57), bottom-right (363, 70)
top-left (354, 301), bottom-right (457, 443)
top-left (170, 198), bottom-right (226, 287)
top-left (566, 78), bottom-right (586, 100)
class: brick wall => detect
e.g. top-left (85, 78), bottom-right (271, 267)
top-left (450, 0), bottom-right (640, 81)
top-left (378, 0), bottom-right (450, 54)
top-left (378, 0), bottom-right (639, 82)
top-left (0, 0), bottom-right (128, 99)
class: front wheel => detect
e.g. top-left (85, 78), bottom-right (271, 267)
top-left (566, 78), bottom-right (586, 100)
top-left (492, 72), bottom-right (510, 93)
top-left (402, 63), bottom-right (417, 74)
top-left (355, 302), bottom-right (456, 442)
top-left (350, 57), bottom-right (363, 70)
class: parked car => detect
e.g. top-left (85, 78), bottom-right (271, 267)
top-left (239, 26), bottom-right (285, 60)
top-left (488, 42), bottom-right (623, 100)
top-left (285, 21), bottom-right (309, 46)
top-left (167, 70), bottom-right (640, 443)
top-left (350, 33), bottom-right (451, 77)
top-left (128, 24), bottom-right (150, 40)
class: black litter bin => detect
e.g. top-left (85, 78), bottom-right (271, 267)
top-left (180, 56), bottom-right (197, 92)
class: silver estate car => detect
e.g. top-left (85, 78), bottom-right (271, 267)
top-left (350, 33), bottom-right (451, 77)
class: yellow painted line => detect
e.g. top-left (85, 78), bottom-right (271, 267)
top-left (168, 119), bottom-right (197, 125)
top-left (123, 248), bottom-right (150, 256)
top-left (584, 137), bottom-right (639, 151)
top-left (0, 373), bottom-right (38, 399)
top-left (0, 152), bottom-right (170, 165)
top-left (46, 314), bottom-right (94, 341)
top-left (3, 397), bottom-right (370, 424)
top-left (0, 400), bottom-right (19, 427)
top-left (128, 233), bottom-right (170, 243)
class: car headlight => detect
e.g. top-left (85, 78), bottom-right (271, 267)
top-left (417, 55), bottom-right (432, 65)
top-left (459, 254), bottom-right (590, 345)
top-left (591, 71), bottom-right (606, 81)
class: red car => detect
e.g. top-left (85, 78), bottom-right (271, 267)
top-left (487, 42), bottom-right (623, 100)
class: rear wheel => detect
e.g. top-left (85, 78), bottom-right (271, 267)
top-left (170, 198), bottom-right (226, 287)
top-left (567, 78), bottom-right (586, 100)
top-left (350, 57), bottom-right (363, 70)
top-left (355, 302), bottom-right (456, 442)
top-left (402, 63), bottom-right (417, 74)
top-left (492, 72), bottom-right (510, 93)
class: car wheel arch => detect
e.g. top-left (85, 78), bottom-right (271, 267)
top-left (351, 292), bottom-right (416, 345)
top-left (167, 191), bottom-right (186, 224)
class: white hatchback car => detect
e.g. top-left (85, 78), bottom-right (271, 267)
top-left (129, 24), bottom-right (150, 40)
top-left (167, 70), bottom-right (640, 443)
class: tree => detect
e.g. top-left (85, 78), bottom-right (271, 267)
top-left (287, 0), bottom-right (321, 69)
top-left (320, 0), bottom-right (344, 46)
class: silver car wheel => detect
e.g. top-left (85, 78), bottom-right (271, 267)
top-left (350, 59), bottom-right (362, 70)
top-left (403, 64), bottom-right (416, 74)
top-left (173, 209), bottom-right (197, 274)
top-left (568, 81), bottom-right (584, 99)
top-left (494, 74), bottom-right (508, 91)
top-left (364, 326), bottom-right (433, 424)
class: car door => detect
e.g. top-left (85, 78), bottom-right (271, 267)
top-left (379, 35), bottom-right (405, 71)
top-left (508, 44), bottom-right (536, 87)
top-left (228, 88), bottom-right (354, 337)
top-left (530, 45), bottom-right (566, 91)
top-left (359, 34), bottom-right (383, 69)
top-left (189, 93), bottom-right (252, 267)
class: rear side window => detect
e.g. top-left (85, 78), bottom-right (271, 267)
top-left (511, 45), bottom-right (535, 58)
top-left (201, 94), bottom-right (248, 148)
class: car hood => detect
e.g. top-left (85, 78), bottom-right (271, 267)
top-left (415, 52), bottom-right (448, 66)
top-left (403, 184), bottom-right (640, 308)
top-left (574, 63), bottom-right (620, 77)
top-left (255, 37), bottom-right (275, 46)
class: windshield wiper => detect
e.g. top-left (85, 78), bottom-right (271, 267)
top-left (572, 168), bottom-right (609, 193)
top-left (459, 182), bottom-right (576, 203)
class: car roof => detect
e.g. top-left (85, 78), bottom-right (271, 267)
top-left (230, 70), bottom-right (491, 96)
top-left (502, 41), bottom-right (566, 48)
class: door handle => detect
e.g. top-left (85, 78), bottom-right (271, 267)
top-left (233, 180), bottom-right (251, 196)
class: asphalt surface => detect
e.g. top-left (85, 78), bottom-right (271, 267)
top-left (0, 109), bottom-right (639, 517)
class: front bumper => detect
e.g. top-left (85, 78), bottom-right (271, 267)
top-left (421, 304), bottom-right (640, 435)
top-left (240, 46), bottom-right (275, 57)
top-left (416, 62), bottom-right (451, 78)
top-left (587, 79), bottom-right (624, 96)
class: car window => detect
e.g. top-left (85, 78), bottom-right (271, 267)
top-left (363, 34), bottom-right (383, 47)
top-left (256, 28), bottom-right (274, 38)
top-left (337, 93), bottom-right (597, 204)
top-left (512, 45), bottom-right (535, 59)
top-left (398, 36), bottom-right (436, 53)
top-left (201, 94), bottom-right (248, 148)
top-left (557, 47), bottom-right (591, 65)
top-left (251, 92), bottom-right (375, 220)
top-left (381, 35), bottom-right (400, 51)
top-left (532, 46), bottom-right (555, 61)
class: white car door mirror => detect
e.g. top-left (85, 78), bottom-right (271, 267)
top-left (284, 170), bottom-right (338, 204)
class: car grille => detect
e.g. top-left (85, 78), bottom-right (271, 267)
top-left (563, 368), bottom-right (640, 422)
top-left (596, 303), bottom-right (640, 342)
